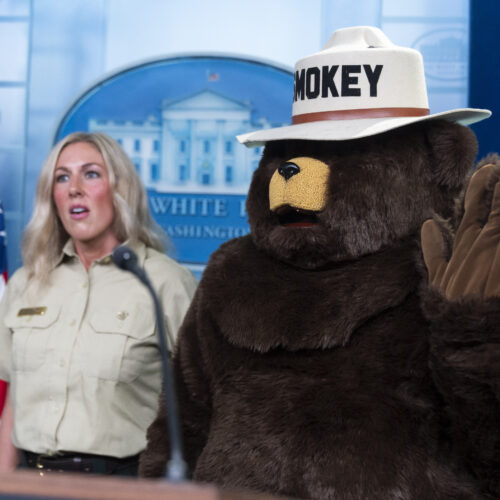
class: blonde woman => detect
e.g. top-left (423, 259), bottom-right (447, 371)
top-left (0, 132), bottom-right (197, 476)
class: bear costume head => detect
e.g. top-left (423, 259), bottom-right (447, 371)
top-left (239, 26), bottom-right (489, 269)
top-left (246, 123), bottom-right (476, 269)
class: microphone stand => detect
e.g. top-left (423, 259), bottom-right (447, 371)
top-left (112, 245), bottom-right (187, 482)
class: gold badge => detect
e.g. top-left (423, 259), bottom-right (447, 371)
top-left (17, 307), bottom-right (47, 317)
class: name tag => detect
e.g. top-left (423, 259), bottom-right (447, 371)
top-left (17, 307), bottom-right (47, 317)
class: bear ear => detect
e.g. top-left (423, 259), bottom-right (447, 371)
top-left (424, 120), bottom-right (478, 189)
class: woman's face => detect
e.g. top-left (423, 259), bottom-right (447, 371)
top-left (53, 141), bottom-right (119, 254)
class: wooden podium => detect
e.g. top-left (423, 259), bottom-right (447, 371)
top-left (0, 470), bottom-right (290, 500)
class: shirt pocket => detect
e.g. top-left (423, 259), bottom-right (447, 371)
top-left (87, 302), bottom-right (157, 382)
top-left (4, 305), bottom-right (60, 372)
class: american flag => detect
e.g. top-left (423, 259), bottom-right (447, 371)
top-left (0, 201), bottom-right (7, 298)
top-left (207, 70), bottom-right (220, 82)
top-left (0, 201), bottom-right (7, 416)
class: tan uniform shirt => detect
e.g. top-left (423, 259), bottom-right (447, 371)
top-left (0, 240), bottom-right (197, 457)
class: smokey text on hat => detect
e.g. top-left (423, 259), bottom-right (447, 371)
top-left (294, 64), bottom-right (383, 102)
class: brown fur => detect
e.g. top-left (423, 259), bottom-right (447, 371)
top-left (247, 121), bottom-right (476, 269)
top-left (140, 121), bottom-right (499, 499)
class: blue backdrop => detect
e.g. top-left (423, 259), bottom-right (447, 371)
top-left (56, 56), bottom-right (293, 276)
top-left (469, 0), bottom-right (500, 161)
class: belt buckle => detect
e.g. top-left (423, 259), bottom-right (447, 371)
top-left (35, 453), bottom-right (57, 476)
top-left (35, 454), bottom-right (46, 476)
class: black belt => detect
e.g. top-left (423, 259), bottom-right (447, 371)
top-left (21, 450), bottom-right (139, 475)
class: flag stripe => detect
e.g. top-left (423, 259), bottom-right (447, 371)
top-left (0, 200), bottom-right (7, 416)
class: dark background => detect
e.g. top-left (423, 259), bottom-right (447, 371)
top-left (469, 0), bottom-right (500, 160)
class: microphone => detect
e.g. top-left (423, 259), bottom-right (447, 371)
top-left (112, 244), bottom-right (147, 282)
top-left (111, 244), bottom-right (187, 482)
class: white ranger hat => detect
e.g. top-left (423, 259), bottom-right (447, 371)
top-left (237, 26), bottom-right (491, 147)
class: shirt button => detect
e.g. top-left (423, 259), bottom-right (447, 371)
top-left (82, 282), bottom-right (88, 289)
top-left (59, 360), bottom-right (65, 368)
top-left (69, 319), bottom-right (76, 327)
top-left (117, 311), bottom-right (129, 321)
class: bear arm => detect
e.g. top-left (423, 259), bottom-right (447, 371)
top-left (139, 295), bottom-right (212, 478)
top-left (422, 287), bottom-right (500, 497)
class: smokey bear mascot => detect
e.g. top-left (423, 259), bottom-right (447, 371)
top-left (140, 26), bottom-right (499, 500)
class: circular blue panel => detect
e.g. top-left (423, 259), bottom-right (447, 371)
top-left (55, 55), bottom-right (294, 277)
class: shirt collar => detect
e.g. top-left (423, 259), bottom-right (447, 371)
top-left (57, 238), bottom-right (148, 268)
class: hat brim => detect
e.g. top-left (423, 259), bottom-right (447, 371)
top-left (237, 108), bottom-right (491, 147)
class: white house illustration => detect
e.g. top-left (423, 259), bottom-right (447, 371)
top-left (89, 89), bottom-right (273, 194)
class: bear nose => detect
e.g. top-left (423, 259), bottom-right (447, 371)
top-left (278, 162), bottom-right (300, 181)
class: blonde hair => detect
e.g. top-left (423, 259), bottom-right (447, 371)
top-left (22, 131), bottom-right (167, 282)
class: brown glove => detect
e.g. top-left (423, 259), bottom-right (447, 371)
top-left (421, 162), bottom-right (500, 300)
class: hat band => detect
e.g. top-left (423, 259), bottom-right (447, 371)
top-left (292, 107), bottom-right (430, 125)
